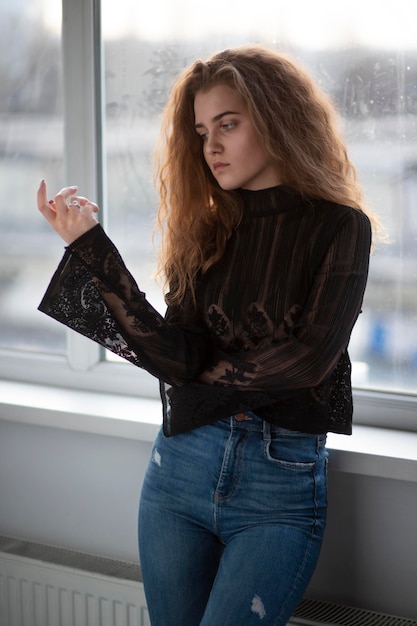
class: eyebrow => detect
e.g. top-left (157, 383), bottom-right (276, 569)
top-left (194, 110), bottom-right (241, 130)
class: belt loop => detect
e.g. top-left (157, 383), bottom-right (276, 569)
top-left (263, 419), bottom-right (271, 442)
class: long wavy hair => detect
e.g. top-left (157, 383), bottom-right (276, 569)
top-left (154, 45), bottom-right (380, 304)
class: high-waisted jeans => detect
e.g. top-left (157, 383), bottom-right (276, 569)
top-left (138, 413), bottom-right (328, 626)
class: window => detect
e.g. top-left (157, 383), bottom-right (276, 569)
top-left (101, 0), bottom-right (417, 398)
top-left (0, 0), bottom-right (65, 354)
top-left (1, 0), bottom-right (416, 425)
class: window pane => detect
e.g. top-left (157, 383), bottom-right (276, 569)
top-left (102, 0), bottom-right (417, 394)
top-left (0, 0), bottom-right (65, 354)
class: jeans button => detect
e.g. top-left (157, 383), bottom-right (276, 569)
top-left (235, 412), bottom-right (252, 421)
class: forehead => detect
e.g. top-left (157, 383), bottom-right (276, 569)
top-left (194, 83), bottom-right (246, 122)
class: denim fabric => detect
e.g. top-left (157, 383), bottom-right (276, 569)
top-left (138, 413), bottom-right (328, 626)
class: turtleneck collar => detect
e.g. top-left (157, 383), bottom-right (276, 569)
top-left (237, 184), bottom-right (303, 216)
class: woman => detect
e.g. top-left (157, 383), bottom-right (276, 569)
top-left (37, 45), bottom-right (377, 625)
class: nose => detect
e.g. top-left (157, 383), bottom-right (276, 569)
top-left (205, 131), bottom-right (222, 155)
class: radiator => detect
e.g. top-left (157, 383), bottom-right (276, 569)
top-left (289, 598), bottom-right (417, 625)
top-left (0, 535), bottom-right (149, 626)
top-left (1, 535), bottom-right (416, 626)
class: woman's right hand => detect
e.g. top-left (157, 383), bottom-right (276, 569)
top-left (37, 179), bottom-right (100, 245)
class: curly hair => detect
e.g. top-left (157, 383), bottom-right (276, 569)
top-left (154, 45), bottom-right (381, 304)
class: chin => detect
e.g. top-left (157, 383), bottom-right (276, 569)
top-left (216, 180), bottom-right (241, 191)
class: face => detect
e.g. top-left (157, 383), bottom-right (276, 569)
top-left (194, 83), bottom-right (281, 191)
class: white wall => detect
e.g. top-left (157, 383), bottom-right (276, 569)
top-left (310, 470), bottom-right (417, 617)
top-left (1, 412), bottom-right (417, 620)
top-left (0, 418), bottom-right (151, 562)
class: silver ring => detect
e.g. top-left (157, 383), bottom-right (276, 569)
top-left (70, 200), bottom-right (81, 209)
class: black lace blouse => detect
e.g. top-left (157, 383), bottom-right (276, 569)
top-left (38, 185), bottom-right (372, 436)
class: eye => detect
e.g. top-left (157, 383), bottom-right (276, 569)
top-left (199, 132), bottom-right (209, 142)
top-left (220, 121), bottom-right (236, 131)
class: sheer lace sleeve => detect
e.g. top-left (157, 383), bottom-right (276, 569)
top-left (197, 209), bottom-right (371, 390)
top-left (38, 224), bottom-right (209, 385)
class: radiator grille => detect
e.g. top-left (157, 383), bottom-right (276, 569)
top-left (291, 598), bottom-right (417, 626)
top-left (0, 535), bottom-right (148, 626)
top-left (0, 535), bottom-right (141, 582)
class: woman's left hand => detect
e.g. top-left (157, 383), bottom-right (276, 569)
top-left (37, 179), bottom-right (100, 245)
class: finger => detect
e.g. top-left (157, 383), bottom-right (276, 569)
top-left (85, 201), bottom-right (100, 214)
top-left (71, 195), bottom-right (89, 205)
top-left (71, 196), bottom-right (100, 213)
top-left (54, 185), bottom-right (79, 213)
top-left (37, 180), bottom-right (57, 220)
top-left (68, 199), bottom-right (82, 210)
top-left (37, 179), bottom-right (49, 211)
top-left (55, 185), bottom-right (79, 199)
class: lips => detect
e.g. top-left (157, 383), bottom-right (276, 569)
top-left (212, 161), bottom-right (229, 172)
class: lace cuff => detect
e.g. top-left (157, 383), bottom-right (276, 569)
top-left (38, 247), bottom-right (146, 367)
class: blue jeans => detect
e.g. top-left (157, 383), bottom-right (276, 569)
top-left (138, 413), bottom-right (328, 626)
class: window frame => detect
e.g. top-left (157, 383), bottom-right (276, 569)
top-left (0, 0), bottom-right (415, 431)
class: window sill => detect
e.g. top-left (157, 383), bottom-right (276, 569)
top-left (1, 380), bottom-right (416, 483)
top-left (0, 380), bottom-right (161, 443)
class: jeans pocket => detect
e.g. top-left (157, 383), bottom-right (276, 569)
top-left (263, 428), bottom-right (323, 470)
